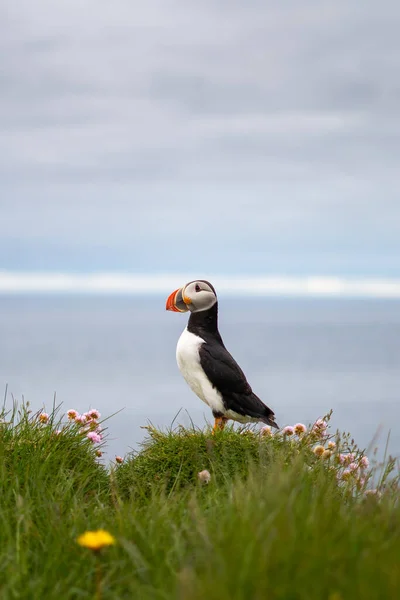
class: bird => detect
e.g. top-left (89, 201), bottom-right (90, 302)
top-left (166, 279), bottom-right (278, 432)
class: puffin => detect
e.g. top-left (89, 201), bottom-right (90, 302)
top-left (166, 279), bottom-right (278, 431)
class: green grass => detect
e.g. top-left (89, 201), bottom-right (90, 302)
top-left (115, 423), bottom-right (301, 500)
top-left (0, 402), bottom-right (399, 599)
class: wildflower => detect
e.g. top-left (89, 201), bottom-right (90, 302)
top-left (328, 441), bottom-right (336, 450)
top-left (83, 411), bottom-right (101, 424)
top-left (338, 453), bottom-right (354, 465)
top-left (294, 423), bottom-right (307, 435)
top-left (341, 469), bottom-right (352, 481)
top-left (87, 431), bottom-right (102, 444)
top-left (39, 412), bottom-right (49, 424)
top-left (115, 456), bottom-right (123, 464)
top-left (198, 470), bottom-right (211, 484)
top-left (75, 415), bottom-right (87, 426)
top-left (357, 476), bottom-right (367, 489)
top-left (282, 426), bottom-right (295, 436)
top-left (77, 530), bottom-right (116, 551)
top-left (95, 450), bottom-right (103, 457)
top-left (349, 462), bottom-right (359, 472)
top-left (312, 419), bottom-right (328, 437)
top-left (67, 409), bottom-right (79, 420)
top-left (260, 426), bottom-right (272, 436)
top-left (360, 456), bottom-right (369, 469)
top-left (313, 445), bottom-right (325, 457)
top-left (322, 450), bottom-right (332, 460)
top-left (87, 409), bottom-right (101, 420)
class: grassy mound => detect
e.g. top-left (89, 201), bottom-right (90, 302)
top-left (0, 401), bottom-right (399, 599)
top-left (0, 403), bottom-right (110, 598)
top-left (115, 423), bottom-right (300, 499)
top-left (0, 404), bottom-right (109, 499)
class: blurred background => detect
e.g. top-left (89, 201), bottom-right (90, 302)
top-left (1, 1), bottom-right (399, 459)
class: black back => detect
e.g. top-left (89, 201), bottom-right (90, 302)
top-left (187, 302), bottom-right (277, 424)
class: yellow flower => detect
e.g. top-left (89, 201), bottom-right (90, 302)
top-left (77, 529), bottom-right (116, 551)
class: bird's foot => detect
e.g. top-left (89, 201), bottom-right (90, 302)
top-left (212, 416), bottom-right (228, 434)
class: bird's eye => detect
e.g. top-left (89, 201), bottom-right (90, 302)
top-left (195, 284), bottom-right (201, 292)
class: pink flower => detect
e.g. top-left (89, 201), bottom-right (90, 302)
top-left (311, 420), bottom-right (328, 439)
top-left (294, 423), bottom-right (307, 435)
top-left (87, 409), bottom-right (101, 420)
top-left (349, 462), bottom-right (359, 472)
top-left (339, 453), bottom-right (354, 465)
top-left (198, 470), bottom-right (211, 484)
top-left (282, 426), bottom-right (295, 436)
top-left (67, 409), bottom-right (79, 420)
top-left (260, 426), bottom-right (272, 436)
top-left (87, 431), bottom-right (102, 444)
top-left (360, 456), bottom-right (369, 469)
top-left (83, 412), bottom-right (95, 423)
top-left (341, 469), bottom-right (352, 481)
top-left (115, 456), bottom-right (123, 464)
top-left (39, 412), bottom-right (49, 424)
top-left (75, 415), bottom-right (87, 426)
top-left (83, 411), bottom-right (101, 423)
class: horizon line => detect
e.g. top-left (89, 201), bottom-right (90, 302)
top-left (1, 271), bottom-right (400, 298)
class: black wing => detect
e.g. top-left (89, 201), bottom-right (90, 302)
top-left (199, 342), bottom-right (276, 422)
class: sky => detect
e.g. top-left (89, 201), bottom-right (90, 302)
top-left (1, 1), bottom-right (400, 281)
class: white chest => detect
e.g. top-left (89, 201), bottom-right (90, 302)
top-left (176, 328), bottom-right (225, 415)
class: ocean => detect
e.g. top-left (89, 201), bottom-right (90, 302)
top-left (1, 295), bottom-right (399, 461)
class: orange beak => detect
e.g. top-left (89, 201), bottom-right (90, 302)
top-left (165, 288), bottom-right (189, 312)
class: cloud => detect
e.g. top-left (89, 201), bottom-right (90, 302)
top-left (1, 271), bottom-right (400, 299)
top-left (0, 1), bottom-right (399, 275)
top-left (2, 0), bottom-right (399, 182)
